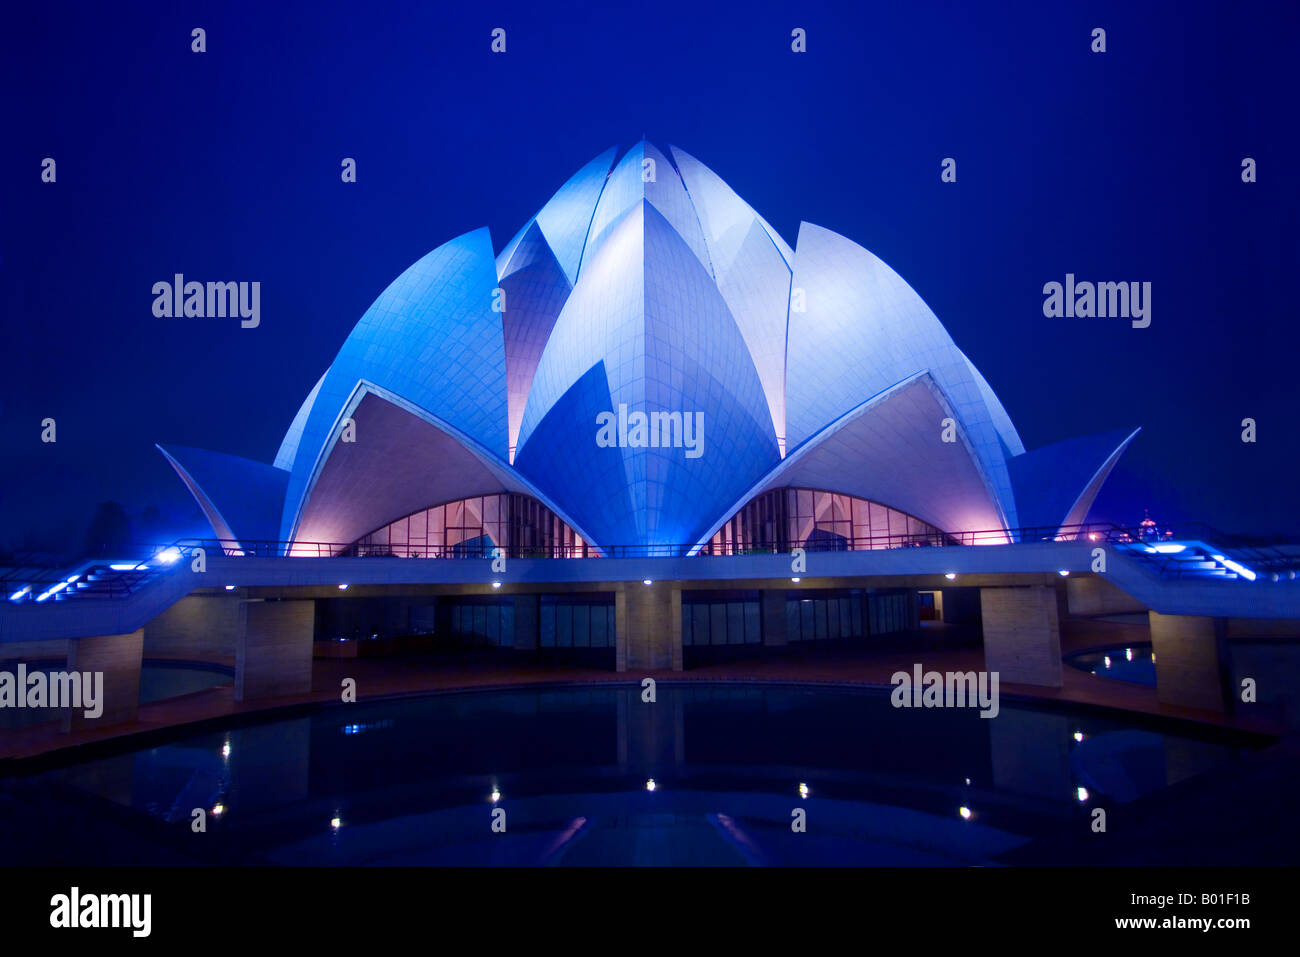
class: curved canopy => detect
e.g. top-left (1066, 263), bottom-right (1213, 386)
top-left (160, 142), bottom-right (1135, 555)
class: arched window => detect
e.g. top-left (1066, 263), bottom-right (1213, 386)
top-left (701, 487), bottom-right (952, 555)
top-left (348, 492), bottom-right (596, 558)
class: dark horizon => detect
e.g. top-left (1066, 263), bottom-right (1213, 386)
top-left (2, 0), bottom-right (1297, 557)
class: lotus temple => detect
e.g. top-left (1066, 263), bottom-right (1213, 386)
top-left (5, 142), bottom-right (1297, 738)
top-left (5, 142), bottom-right (1300, 873)
top-left (157, 142), bottom-right (1139, 561)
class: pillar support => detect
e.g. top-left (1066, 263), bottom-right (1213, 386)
top-left (979, 585), bottom-right (1063, 687)
top-left (63, 629), bottom-right (144, 731)
top-left (1149, 611), bottom-right (1229, 712)
top-left (236, 599), bottom-right (315, 702)
top-left (615, 582), bottom-right (682, 672)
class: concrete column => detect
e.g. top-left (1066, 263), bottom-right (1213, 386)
top-left (1066, 576), bottom-right (1146, 616)
top-left (64, 629), bottom-right (144, 731)
top-left (512, 595), bottom-right (539, 651)
top-left (144, 594), bottom-right (241, 658)
top-left (236, 599), bottom-right (315, 703)
top-left (615, 582), bottom-right (682, 672)
top-left (1052, 582), bottom-right (1070, 625)
top-left (760, 589), bottom-right (787, 647)
top-left (980, 585), bottom-right (1063, 687)
top-left (1149, 612), bottom-right (1229, 712)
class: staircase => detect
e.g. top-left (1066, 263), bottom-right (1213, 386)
top-left (1117, 540), bottom-right (1259, 581)
top-left (4, 549), bottom-right (186, 605)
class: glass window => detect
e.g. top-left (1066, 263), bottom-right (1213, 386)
top-left (540, 604), bottom-right (555, 647)
top-left (573, 605), bottom-right (590, 647)
top-left (710, 603), bottom-right (727, 646)
top-left (464, 497), bottom-right (483, 527)
top-left (556, 604), bottom-right (572, 647)
top-left (727, 602), bottom-right (744, 645)
top-left (355, 493), bottom-right (595, 559)
top-left (444, 500), bottom-right (463, 528)
top-left (786, 600), bottom-right (801, 642)
top-left (693, 604), bottom-right (710, 646)
top-left (797, 488), bottom-right (813, 521)
top-left (501, 604), bottom-right (514, 646)
top-left (869, 502), bottom-right (889, 547)
top-left (429, 506), bottom-right (445, 551)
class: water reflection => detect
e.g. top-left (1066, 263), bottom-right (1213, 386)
top-left (1066, 640), bottom-right (1300, 731)
top-left (11, 684), bottom-right (1253, 866)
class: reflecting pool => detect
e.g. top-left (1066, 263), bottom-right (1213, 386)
top-left (0, 683), bottom-right (1257, 866)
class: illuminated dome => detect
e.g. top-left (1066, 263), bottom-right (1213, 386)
top-left (160, 142), bottom-right (1138, 556)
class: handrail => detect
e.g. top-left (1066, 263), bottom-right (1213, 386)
top-left (171, 521), bottom-right (1273, 559)
top-left (5, 522), bottom-right (1297, 604)
top-left (2, 546), bottom-right (200, 604)
top-left (176, 524), bottom-right (1120, 559)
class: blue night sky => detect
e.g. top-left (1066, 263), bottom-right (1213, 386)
top-left (1, 0), bottom-right (1296, 554)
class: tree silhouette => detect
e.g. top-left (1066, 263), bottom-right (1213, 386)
top-left (83, 501), bottom-right (131, 556)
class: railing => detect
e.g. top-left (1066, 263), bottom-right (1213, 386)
top-left (163, 522), bottom-right (1297, 560)
top-left (2, 545), bottom-right (203, 605)
top-left (181, 525), bottom-right (1119, 560)
top-left (5, 522), bottom-right (1297, 604)
top-left (1113, 532), bottom-right (1300, 581)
